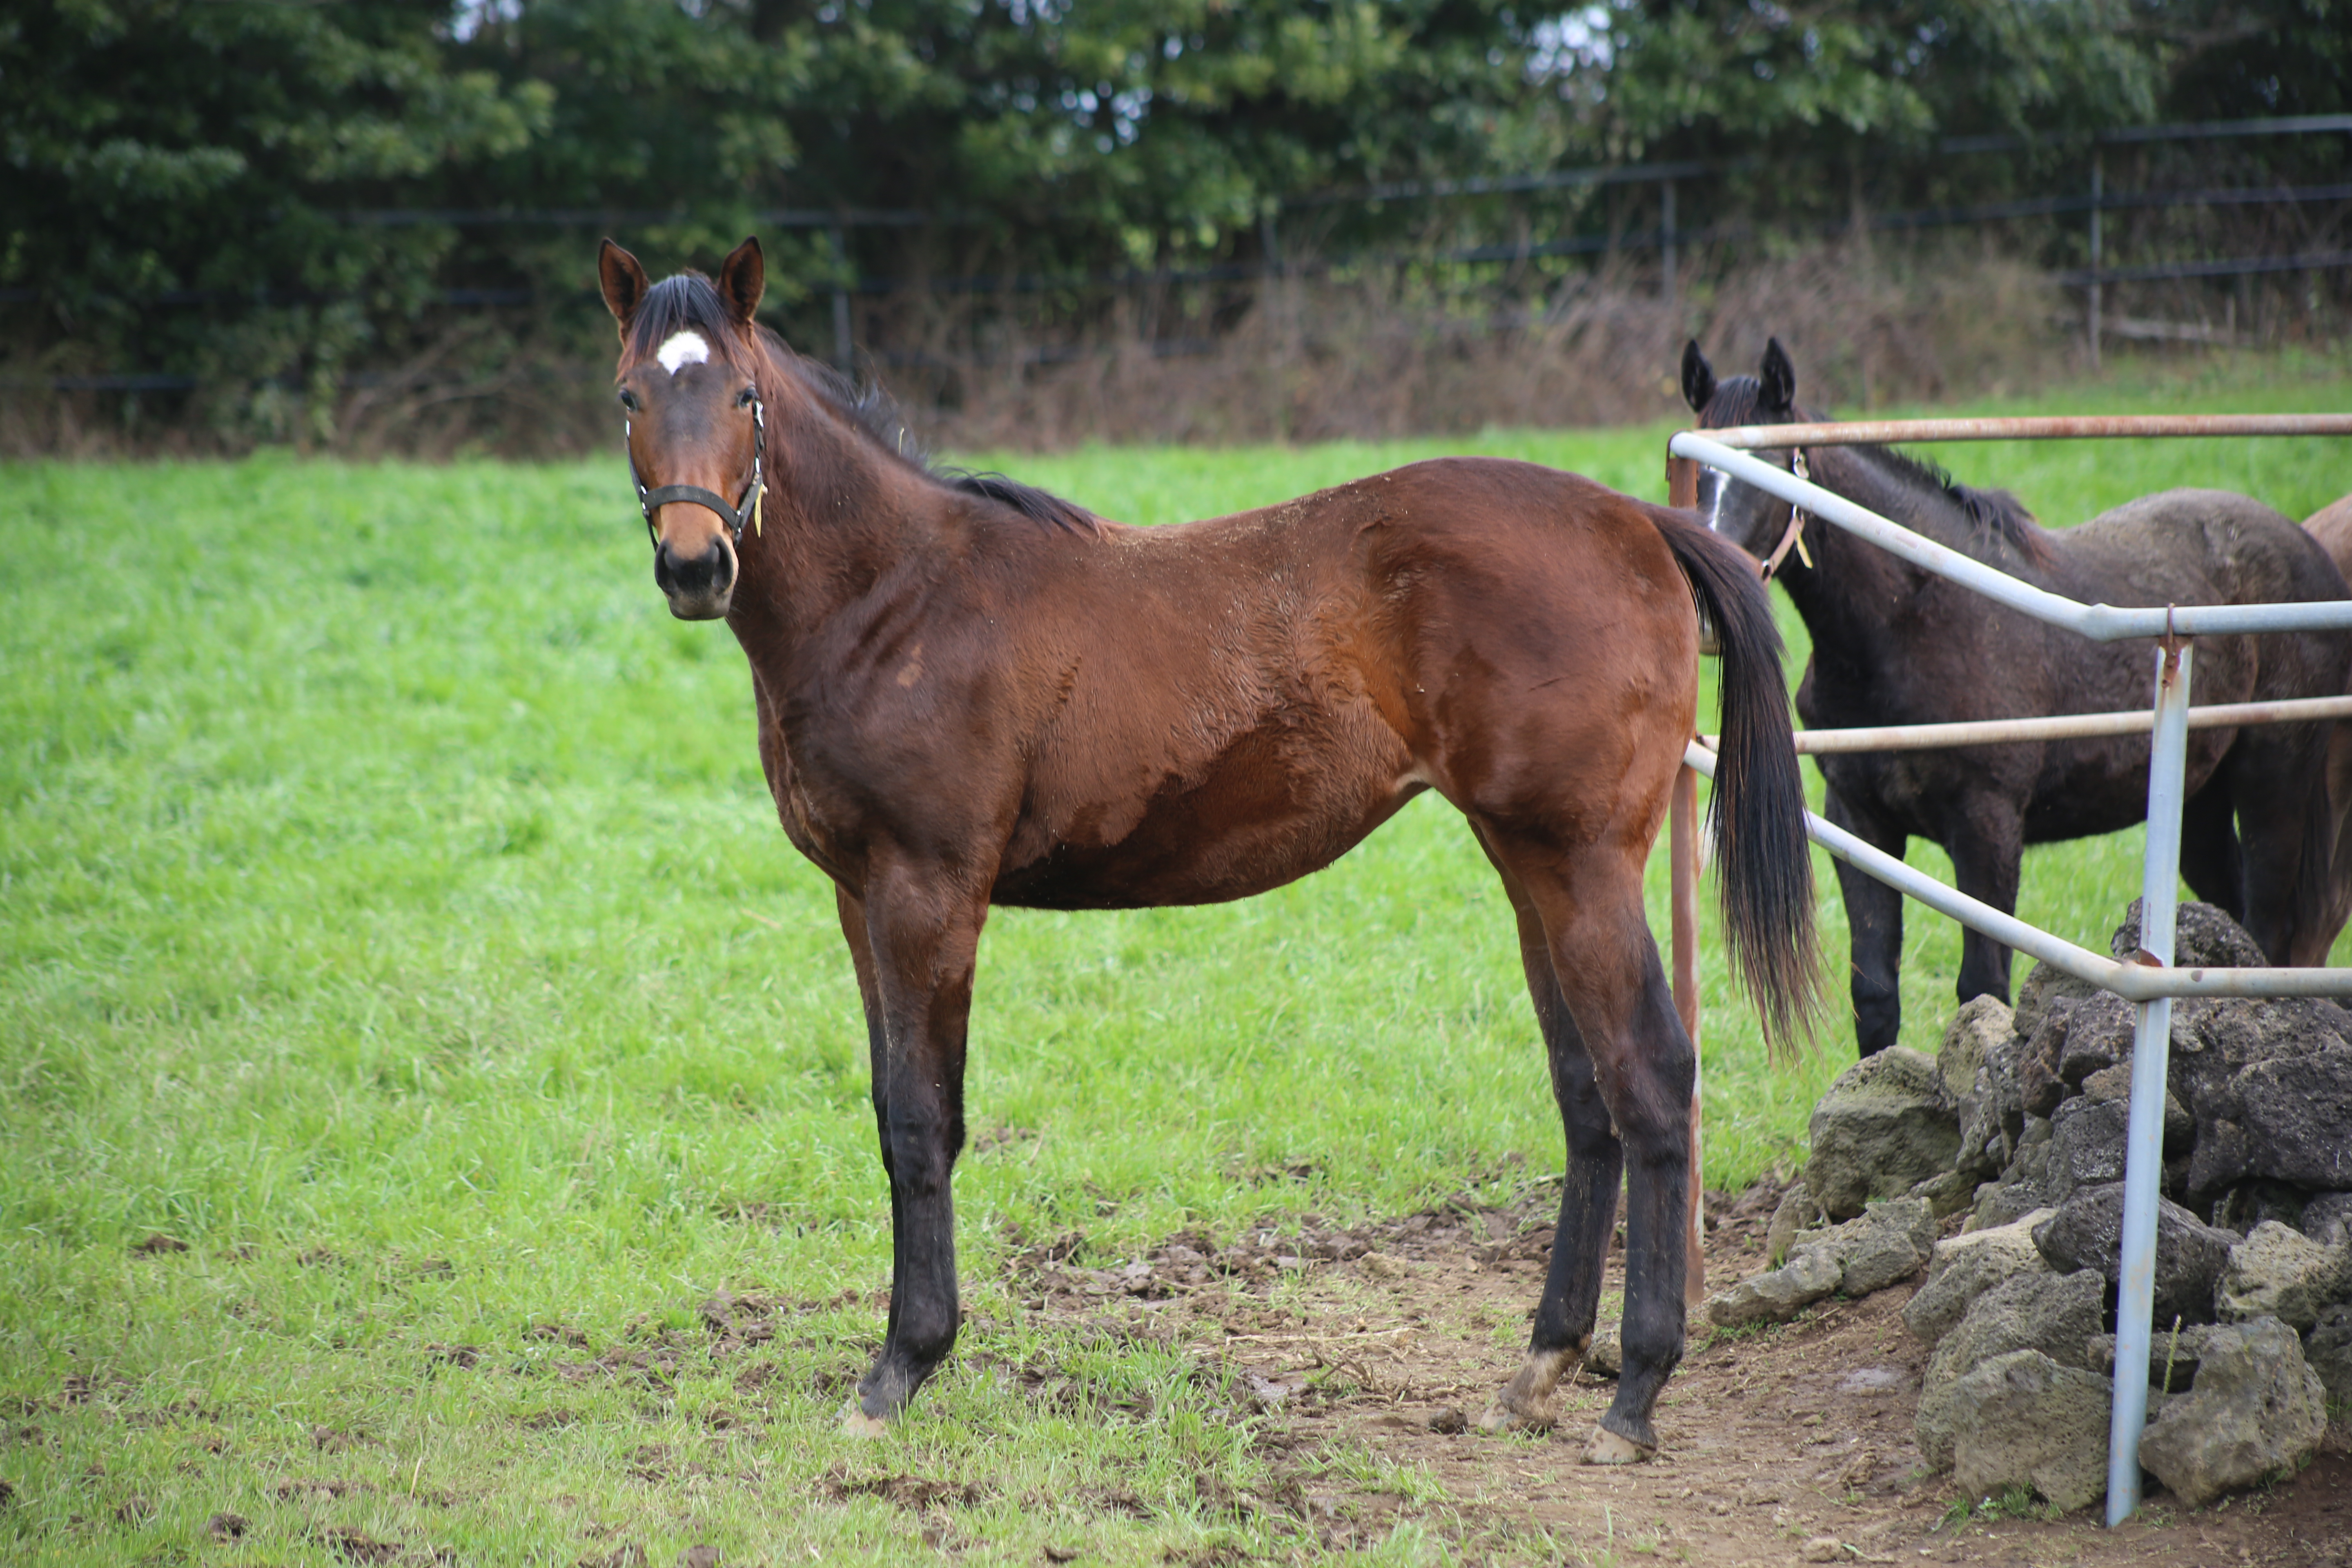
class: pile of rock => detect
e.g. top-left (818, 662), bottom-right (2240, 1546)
top-left (1717, 902), bottom-right (2352, 1512)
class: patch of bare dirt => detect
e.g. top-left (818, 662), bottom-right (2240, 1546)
top-left (1000, 1176), bottom-right (2352, 1565)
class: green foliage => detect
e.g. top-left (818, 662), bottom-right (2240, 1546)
top-left (7, 0), bottom-right (2349, 447)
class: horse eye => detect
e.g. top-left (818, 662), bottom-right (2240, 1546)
top-left (618, 388), bottom-right (639, 412)
top-left (736, 388), bottom-right (755, 408)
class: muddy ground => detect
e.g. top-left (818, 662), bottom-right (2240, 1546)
top-left (999, 1176), bottom-right (2352, 1565)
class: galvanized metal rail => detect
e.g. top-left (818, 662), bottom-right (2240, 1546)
top-left (1662, 413), bottom-right (2352, 1527)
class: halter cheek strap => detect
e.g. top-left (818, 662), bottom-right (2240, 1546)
top-left (625, 394), bottom-right (768, 548)
top-left (1758, 446), bottom-right (1815, 581)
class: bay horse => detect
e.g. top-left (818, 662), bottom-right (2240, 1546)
top-left (1682, 337), bottom-right (2350, 1056)
top-left (596, 235), bottom-right (1821, 1461)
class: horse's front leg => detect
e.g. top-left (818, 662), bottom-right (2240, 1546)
top-left (842, 864), bottom-right (987, 1434)
top-left (1824, 786), bottom-right (1906, 1055)
top-left (1942, 802), bottom-right (2023, 1010)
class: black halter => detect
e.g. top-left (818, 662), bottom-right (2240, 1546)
top-left (624, 392), bottom-right (767, 548)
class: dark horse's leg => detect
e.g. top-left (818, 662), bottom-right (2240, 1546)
top-left (1478, 825), bottom-right (1693, 1462)
top-left (2177, 781), bottom-right (2246, 924)
top-left (1942, 797), bottom-right (2025, 1013)
top-left (2216, 722), bottom-right (2338, 965)
top-left (1824, 786), bottom-right (1906, 1054)
top-left (1475, 851), bottom-right (1621, 1439)
top-left (840, 864), bottom-right (985, 1433)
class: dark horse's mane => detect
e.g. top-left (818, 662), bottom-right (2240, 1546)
top-left (626, 272), bottom-right (1096, 536)
top-left (1705, 373), bottom-right (2047, 566)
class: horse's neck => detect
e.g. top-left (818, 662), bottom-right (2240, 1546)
top-left (1774, 445), bottom-right (1964, 673)
top-left (731, 379), bottom-right (953, 650)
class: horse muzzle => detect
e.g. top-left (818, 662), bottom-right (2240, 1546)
top-left (654, 534), bottom-right (737, 619)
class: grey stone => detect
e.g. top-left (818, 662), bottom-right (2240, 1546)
top-left (1805, 1047), bottom-right (1960, 1220)
top-left (2019, 997), bottom-right (2087, 1119)
top-left (1907, 1168), bottom-right (1979, 1218)
top-left (1903, 1209), bottom-right (2056, 1349)
top-left (2138, 1317), bottom-right (2329, 1508)
top-left (2078, 1060), bottom-right (2195, 1154)
top-left (2222, 1041), bottom-right (2352, 1193)
top-left (2013, 960), bottom-right (2099, 1049)
top-left (1941, 996), bottom-right (2013, 1096)
top-left (2047, 1094), bottom-right (2132, 1203)
top-left (2303, 1193), bottom-right (2352, 1248)
top-left (2212, 1181), bottom-right (2308, 1236)
top-left (1810, 1197), bottom-right (1937, 1296)
top-left (2056, 992), bottom-right (2137, 1094)
top-left (1706, 1245), bottom-right (1841, 1327)
top-left (2214, 1221), bottom-right (2352, 1332)
top-left (1915, 1269), bottom-right (2107, 1470)
top-left (2109, 898), bottom-right (2271, 969)
top-left (2086, 1323), bottom-right (2232, 1394)
top-left (1764, 1181), bottom-right (1821, 1266)
top-left (2032, 1182), bottom-right (2233, 1327)
top-left (2304, 1305), bottom-right (2352, 1399)
top-left (1949, 1350), bottom-right (2113, 1513)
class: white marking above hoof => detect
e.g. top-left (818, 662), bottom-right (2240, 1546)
top-left (1581, 1427), bottom-right (1655, 1465)
top-left (657, 330), bottom-right (710, 374)
top-left (837, 1400), bottom-right (891, 1439)
top-left (1475, 1399), bottom-right (1556, 1434)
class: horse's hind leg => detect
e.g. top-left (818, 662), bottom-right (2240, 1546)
top-left (1480, 827), bottom-right (1692, 1462)
top-left (2177, 780), bottom-right (2245, 924)
top-left (1475, 858), bottom-right (1621, 1438)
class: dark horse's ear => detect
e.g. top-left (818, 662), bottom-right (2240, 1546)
top-left (599, 239), bottom-right (650, 337)
top-left (1760, 337), bottom-right (1797, 412)
top-left (718, 236), bottom-right (765, 325)
top-left (1680, 340), bottom-right (1715, 412)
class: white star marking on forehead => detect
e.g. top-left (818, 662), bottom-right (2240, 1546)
top-left (656, 330), bottom-right (710, 375)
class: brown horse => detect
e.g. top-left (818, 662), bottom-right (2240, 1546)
top-left (597, 236), bottom-right (1820, 1461)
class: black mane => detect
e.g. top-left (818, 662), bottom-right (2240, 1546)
top-left (1704, 373), bottom-right (2045, 565)
top-left (768, 333), bottom-right (1097, 537)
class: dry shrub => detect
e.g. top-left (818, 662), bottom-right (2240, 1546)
top-left (0, 238), bottom-right (2084, 458)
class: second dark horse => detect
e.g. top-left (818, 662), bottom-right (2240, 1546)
top-left (599, 236), bottom-right (1822, 1461)
top-left (1684, 338), bottom-right (2350, 1055)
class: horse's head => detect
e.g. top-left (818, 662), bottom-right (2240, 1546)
top-left (600, 237), bottom-right (771, 620)
top-left (1679, 337), bottom-right (1806, 565)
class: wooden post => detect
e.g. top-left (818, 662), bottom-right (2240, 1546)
top-left (2087, 149), bottom-right (2104, 369)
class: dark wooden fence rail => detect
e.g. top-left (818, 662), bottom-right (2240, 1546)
top-left (7, 114), bottom-right (2348, 393)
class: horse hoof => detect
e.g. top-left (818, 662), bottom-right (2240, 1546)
top-left (837, 1401), bottom-right (891, 1439)
top-left (1581, 1427), bottom-right (1655, 1466)
top-left (1475, 1399), bottom-right (1555, 1435)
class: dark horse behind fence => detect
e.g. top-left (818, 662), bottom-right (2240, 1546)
top-left (595, 235), bottom-right (1822, 1461)
top-left (1682, 337), bottom-right (2351, 1056)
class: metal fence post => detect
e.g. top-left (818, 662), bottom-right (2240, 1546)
top-left (2105, 630), bottom-right (2193, 1526)
top-left (1661, 180), bottom-right (1678, 313)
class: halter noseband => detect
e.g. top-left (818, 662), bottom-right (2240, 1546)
top-left (624, 392), bottom-right (767, 548)
top-left (1757, 446), bottom-right (1814, 581)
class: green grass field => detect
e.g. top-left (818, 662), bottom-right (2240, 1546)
top-left (3, 352), bottom-right (2349, 1563)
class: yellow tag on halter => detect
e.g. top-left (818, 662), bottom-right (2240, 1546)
top-left (753, 483), bottom-right (764, 537)
top-left (1794, 527), bottom-right (1813, 569)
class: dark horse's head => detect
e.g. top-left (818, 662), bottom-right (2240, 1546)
top-left (599, 236), bottom-right (770, 620)
top-left (1679, 337), bottom-right (1809, 564)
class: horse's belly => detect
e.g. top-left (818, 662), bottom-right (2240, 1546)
top-left (990, 728), bottom-right (1421, 909)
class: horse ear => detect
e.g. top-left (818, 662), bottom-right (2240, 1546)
top-left (599, 239), bottom-right (650, 336)
top-left (718, 236), bottom-right (765, 325)
top-left (1680, 340), bottom-right (1715, 412)
top-left (1760, 337), bottom-right (1797, 411)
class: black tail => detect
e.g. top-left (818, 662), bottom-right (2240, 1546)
top-left (1648, 504), bottom-right (1822, 1054)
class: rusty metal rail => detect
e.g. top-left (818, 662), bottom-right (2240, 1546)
top-left (1686, 413), bottom-right (2352, 449)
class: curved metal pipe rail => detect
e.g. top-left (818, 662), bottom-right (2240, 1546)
top-left (1664, 413), bottom-right (2352, 1526)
